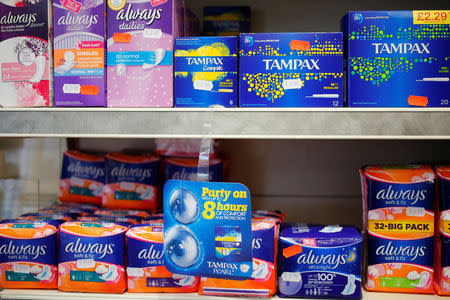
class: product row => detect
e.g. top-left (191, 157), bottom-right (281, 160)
top-left (0, 164), bottom-right (449, 298)
top-left (1, 4), bottom-right (448, 107)
top-left (58, 149), bottom-right (224, 210)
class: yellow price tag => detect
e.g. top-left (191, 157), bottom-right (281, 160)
top-left (368, 220), bottom-right (434, 234)
top-left (413, 10), bottom-right (450, 25)
top-left (440, 220), bottom-right (450, 235)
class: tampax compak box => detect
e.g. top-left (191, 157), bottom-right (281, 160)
top-left (53, 0), bottom-right (106, 106)
top-left (174, 36), bottom-right (237, 107)
top-left (0, 0), bottom-right (52, 106)
top-left (345, 11), bottom-right (450, 107)
top-left (239, 33), bottom-right (343, 107)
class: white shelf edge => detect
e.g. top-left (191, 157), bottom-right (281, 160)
top-left (0, 289), bottom-right (441, 300)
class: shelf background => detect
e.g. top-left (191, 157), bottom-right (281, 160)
top-left (0, 108), bottom-right (449, 139)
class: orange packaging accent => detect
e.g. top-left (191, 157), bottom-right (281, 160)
top-left (361, 165), bottom-right (435, 294)
top-left (59, 151), bottom-right (105, 206)
top-left (103, 153), bottom-right (160, 211)
top-left (126, 224), bottom-right (199, 293)
top-left (289, 40), bottom-right (310, 51)
top-left (408, 95), bottom-right (429, 107)
top-left (80, 85), bottom-right (100, 95)
top-left (0, 221), bottom-right (58, 289)
top-left (283, 244), bottom-right (302, 258)
top-left (112, 32), bottom-right (132, 43)
top-left (199, 220), bottom-right (278, 297)
top-left (58, 222), bottom-right (127, 293)
top-left (434, 166), bottom-right (450, 295)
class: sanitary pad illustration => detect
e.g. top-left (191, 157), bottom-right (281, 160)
top-left (361, 165), bottom-right (435, 294)
top-left (0, 0), bottom-right (51, 107)
top-left (164, 180), bottom-right (252, 279)
top-left (59, 151), bottom-right (105, 205)
top-left (106, 0), bottom-right (184, 107)
top-left (0, 221), bottom-right (58, 289)
top-left (58, 221), bottom-right (127, 293)
top-left (239, 33), bottom-right (343, 107)
top-left (103, 153), bottom-right (159, 211)
top-left (164, 157), bottom-right (223, 184)
top-left (174, 36), bottom-right (238, 107)
top-left (200, 219), bottom-right (279, 297)
top-left (434, 166), bottom-right (450, 295)
top-left (53, 0), bottom-right (105, 106)
top-left (344, 11), bottom-right (450, 107)
top-left (126, 224), bottom-right (199, 292)
top-left (277, 224), bottom-right (362, 299)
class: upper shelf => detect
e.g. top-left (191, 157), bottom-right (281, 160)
top-left (0, 108), bottom-right (449, 139)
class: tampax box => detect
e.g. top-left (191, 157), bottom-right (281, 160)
top-left (0, 0), bottom-right (51, 106)
top-left (239, 33), bottom-right (343, 107)
top-left (345, 11), bottom-right (450, 107)
top-left (53, 0), bottom-right (106, 106)
top-left (174, 36), bottom-right (237, 107)
top-left (106, 0), bottom-right (183, 107)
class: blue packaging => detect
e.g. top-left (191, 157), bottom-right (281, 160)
top-left (278, 224), bottom-right (362, 299)
top-left (239, 33), bottom-right (343, 107)
top-left (163, 179), bottom-right (252, 279)
top-left (345, 11), bottom-right (450, 107)
top-left (174, 37), bottom-right (238, 107)
top-left (164, 157), bottom-right (223, 184)
top-left (203, 7), bottom-right (250, 36)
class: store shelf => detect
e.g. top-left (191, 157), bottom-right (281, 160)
top-left (0, 289), bottom-right (441, 300)
top-left (0, 108), bottom-right (449, 139)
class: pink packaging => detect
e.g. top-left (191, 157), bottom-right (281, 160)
top-left (106, 0), bottom-right (183, 107)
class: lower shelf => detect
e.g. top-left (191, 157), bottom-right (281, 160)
top-left (0, 289), bottom-right (441, 300)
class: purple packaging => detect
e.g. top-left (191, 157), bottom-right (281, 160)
top-left (106, 0), bottom-right (183, 107)
top-left (53, 0), bottom-right (105, 107)
top-left (0, 0), bottom-right (51, 107)
top-left (278, 224), bottom-right (362, 299)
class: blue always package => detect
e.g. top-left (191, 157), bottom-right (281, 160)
top-left (163, 179), bottom-right (253, 279)
top-left (278, 224), bottom-right (362, 299)
top-left (345, 11), bottom-right (450, 107)
top-left (174, 37), bottom-right (238, 107)
top-left (239, 33), bottom-right (343, 107)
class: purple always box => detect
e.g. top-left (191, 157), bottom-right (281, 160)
top-left (278, 223), bottom-right (362, 299)
top-left (106, 0), bottom-right (184, 107)
top-left (53, 0), bottom-right (106, 106)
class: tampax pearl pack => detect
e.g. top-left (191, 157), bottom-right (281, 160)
top-left (435, 166), bottom-right (450, 295)
top-left (59, 151), bottom-right (105, 206)
top-left (239, 33), bottom-right (343, 107)
top-left (361, 165), bottom-right (435, 294)
top-left (345, 11), bottom-right (450, 107)
top-left (0, 0), bottom-right (51, 106)
top-left (0, 221), bottom-right (58, 289)
top-left (106, 0), bottom-right (183, 107)
top-left (126, 223), bottom-right (200, 292)
top-left (53, 0), bottom-right (106, 106)
top-left (58, 221), bottom-right (127, 293)
top-left (163, 179), bottom-right (253, 279)
top-left (277, 224), bottom-right (362, 299)
top-left (199, 218), bottom-right (279, 297)
top-left (174, 36), bottom-right (237, 107)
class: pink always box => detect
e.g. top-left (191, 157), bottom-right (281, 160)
top-left (106, 0), bottom-right (183, 107)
